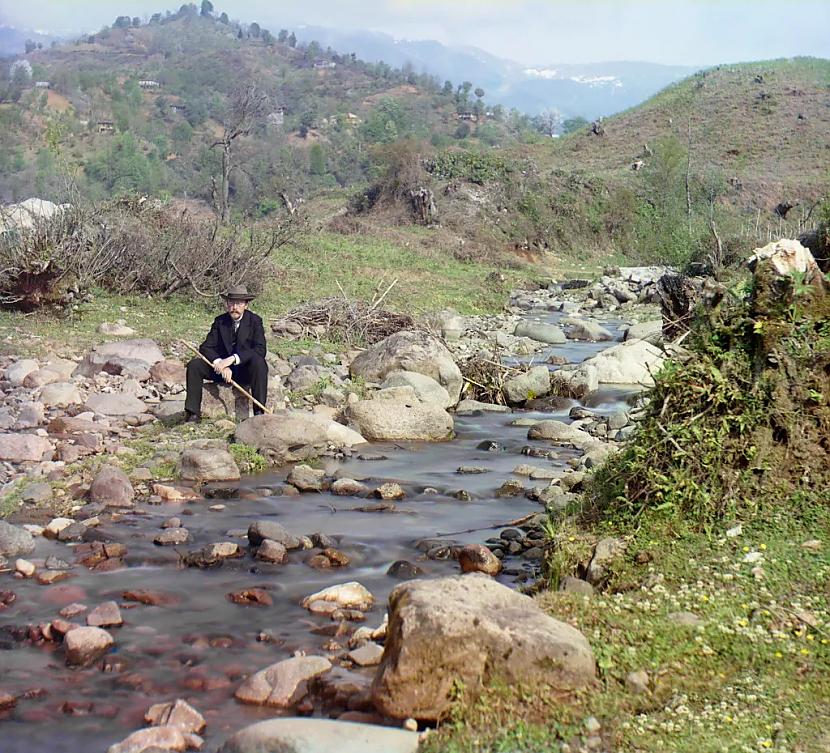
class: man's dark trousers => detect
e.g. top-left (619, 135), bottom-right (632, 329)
top-left (184, 357), bottom-right (268, 416)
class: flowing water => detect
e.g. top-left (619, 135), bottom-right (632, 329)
top-left (0, 312), bottom-right (642, 752)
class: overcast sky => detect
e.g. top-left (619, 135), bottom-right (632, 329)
top-left (1, 0), bottom-right (828, 66)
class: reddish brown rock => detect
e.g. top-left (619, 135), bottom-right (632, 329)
top-left (122, 589), bottom-right (179, 607)
top-left (227, 588), bottom-right (273, 607)
top-left (458, 544), bottom-right (502, 576)
top-left (149, 360), bottom-right (187, 385)
top-left (87, 601), bottom-right (123, 628)
top-left (0, 591), bottom-right (16, 610)
top-left (89, 466), bottom-right (134, 508)
top-left (47, 417), bottom-right (100, 435)
top-left (0, 692), bottom-right (17, 711)
top-left (76, 542), bottom-right (127, 570)
top-left (36, 570), bottom-right (73, 585)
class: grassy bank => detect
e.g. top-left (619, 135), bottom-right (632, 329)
top-left (0, 229), bottom-right (537, 359)
top-left (426, 267), bottom-right (830, 752)
top-left (425, 501), bottom-right (830, 753)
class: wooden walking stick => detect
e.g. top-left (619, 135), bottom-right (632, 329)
top-left (180, 340), bottom-right (273, 415)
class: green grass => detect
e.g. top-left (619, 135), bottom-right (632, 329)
top-left (426, 504), bottom-right (830, 753)
top-left (0, 230), bottom-right (535, 359)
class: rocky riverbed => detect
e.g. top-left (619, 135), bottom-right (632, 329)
top-left (0, 267), bottom-right (667, 753)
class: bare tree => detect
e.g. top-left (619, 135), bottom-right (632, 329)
top-left (211, 84), bottom-right (269, 224)
top-left (538, 108), bottom-right (562, 138)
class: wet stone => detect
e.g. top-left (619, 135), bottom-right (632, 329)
top-left (456, 466), bottom-right (490, 474)
top-left (347, 642), bottom-right (384, 667)
top-left (311, 532), bottom-right (337, 549)
top-left (373, 482), bottom-right (405, 500)
top-left (86, 601), bottom-right (123, 628)
top-left (256, 539), bottom-right (287, 564)
top-left (387, 560), bottom-right (423, 580)
top-left (154, 528), bottom-right (190, 546)
top-left (64, 626), bottom-right (114, 666)
top-left (496, 479), bottom-right (525, 497)
top-left (227, 588), bottom-right (273, 607)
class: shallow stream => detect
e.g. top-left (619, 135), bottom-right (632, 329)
top-left (0, 312), bottom-right (642, 752)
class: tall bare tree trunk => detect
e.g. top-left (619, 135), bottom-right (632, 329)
top-left (221, 140), bottom-right (231, 224)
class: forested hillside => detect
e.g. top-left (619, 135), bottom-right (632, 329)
top-left (0, 3), bottom-right (519, 212)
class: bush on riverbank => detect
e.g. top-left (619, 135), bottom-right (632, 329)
top-left (588, 262), bottom-right (830, 527)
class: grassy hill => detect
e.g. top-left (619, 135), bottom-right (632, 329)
top-left (548, 57), bottom-right (830, 208)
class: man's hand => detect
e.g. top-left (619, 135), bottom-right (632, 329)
top-left (212, 356), bottom-right (235, 374)
top-left (221, 367), bottom-right (233, 383)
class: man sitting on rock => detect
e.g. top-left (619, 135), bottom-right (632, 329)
top-left (184, 285), bottom-right (268, 423)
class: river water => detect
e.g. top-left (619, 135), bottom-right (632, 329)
top-left (0, 312), bottom-right (642, 752)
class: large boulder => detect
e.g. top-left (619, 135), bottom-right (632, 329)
top-left (89, 466), bottom-right (135, 508)
top-left (235, 411), bottom-right (365, 465)
top-left (38, 382), bottom-right (82, 408)
top-left (580, 339), bottom-right (665, 385)
top-left (748, 238), bottom-right (826, 288)
top-left (0, 434), bottom-right (52, 462)
top-left (513, 320), bottom-right (566, 344)
top-left (503, 365), bottom-right (551, 404)
top-left (219, 718), bottom-right (419, 753)
top-left (346, 389), bottom-right (453, 442)
top-left (371, 575), bottom-right (595, 720)
top-left (381, 370), bottom-right (453, 409)
top-left (85, 392), bottom-right (147, 416)
top-left (562, 317), bottom-right (615, 342)
top-left (178, 448), bottom-right (240, 482)
top-left (349, 330), bottom-right (463, 404)
top-left (74, 339), bottom-right (164, 378)
top-left (0, 521), bottom-right (36, 557)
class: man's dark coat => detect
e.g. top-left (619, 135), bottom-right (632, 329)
top-left (198, 310), bottom-right (267, 364)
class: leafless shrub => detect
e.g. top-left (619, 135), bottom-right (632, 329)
top-left (279, 281), bottom-right (417, 346)
top-left (0, 196), bottom-right (307, 309)
top-left (459, 351), bottom-right (519, 404)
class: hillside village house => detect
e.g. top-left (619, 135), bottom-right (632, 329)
top-left (313, 59), bottom-right (336, 70)
top-left (169, 103), bottom-right (186, 114)
top-left (97, 120), bottom-right (115, 134)
top-left (138, 80), bottom-right (160, 89)
top-left (34, 81), bottom-right (50, 89)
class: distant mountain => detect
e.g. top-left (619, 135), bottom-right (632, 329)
top-left (0, 25), bottom-right (58, 56)
top-left (291, 26), bottom-right (697, 118)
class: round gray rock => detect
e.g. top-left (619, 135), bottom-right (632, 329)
top-left (349, 330), bottom-right (463, 403)
top-left (0, 521), bottom-right (35, 557)
top-left (219, 718), bottom-right (419, 753)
